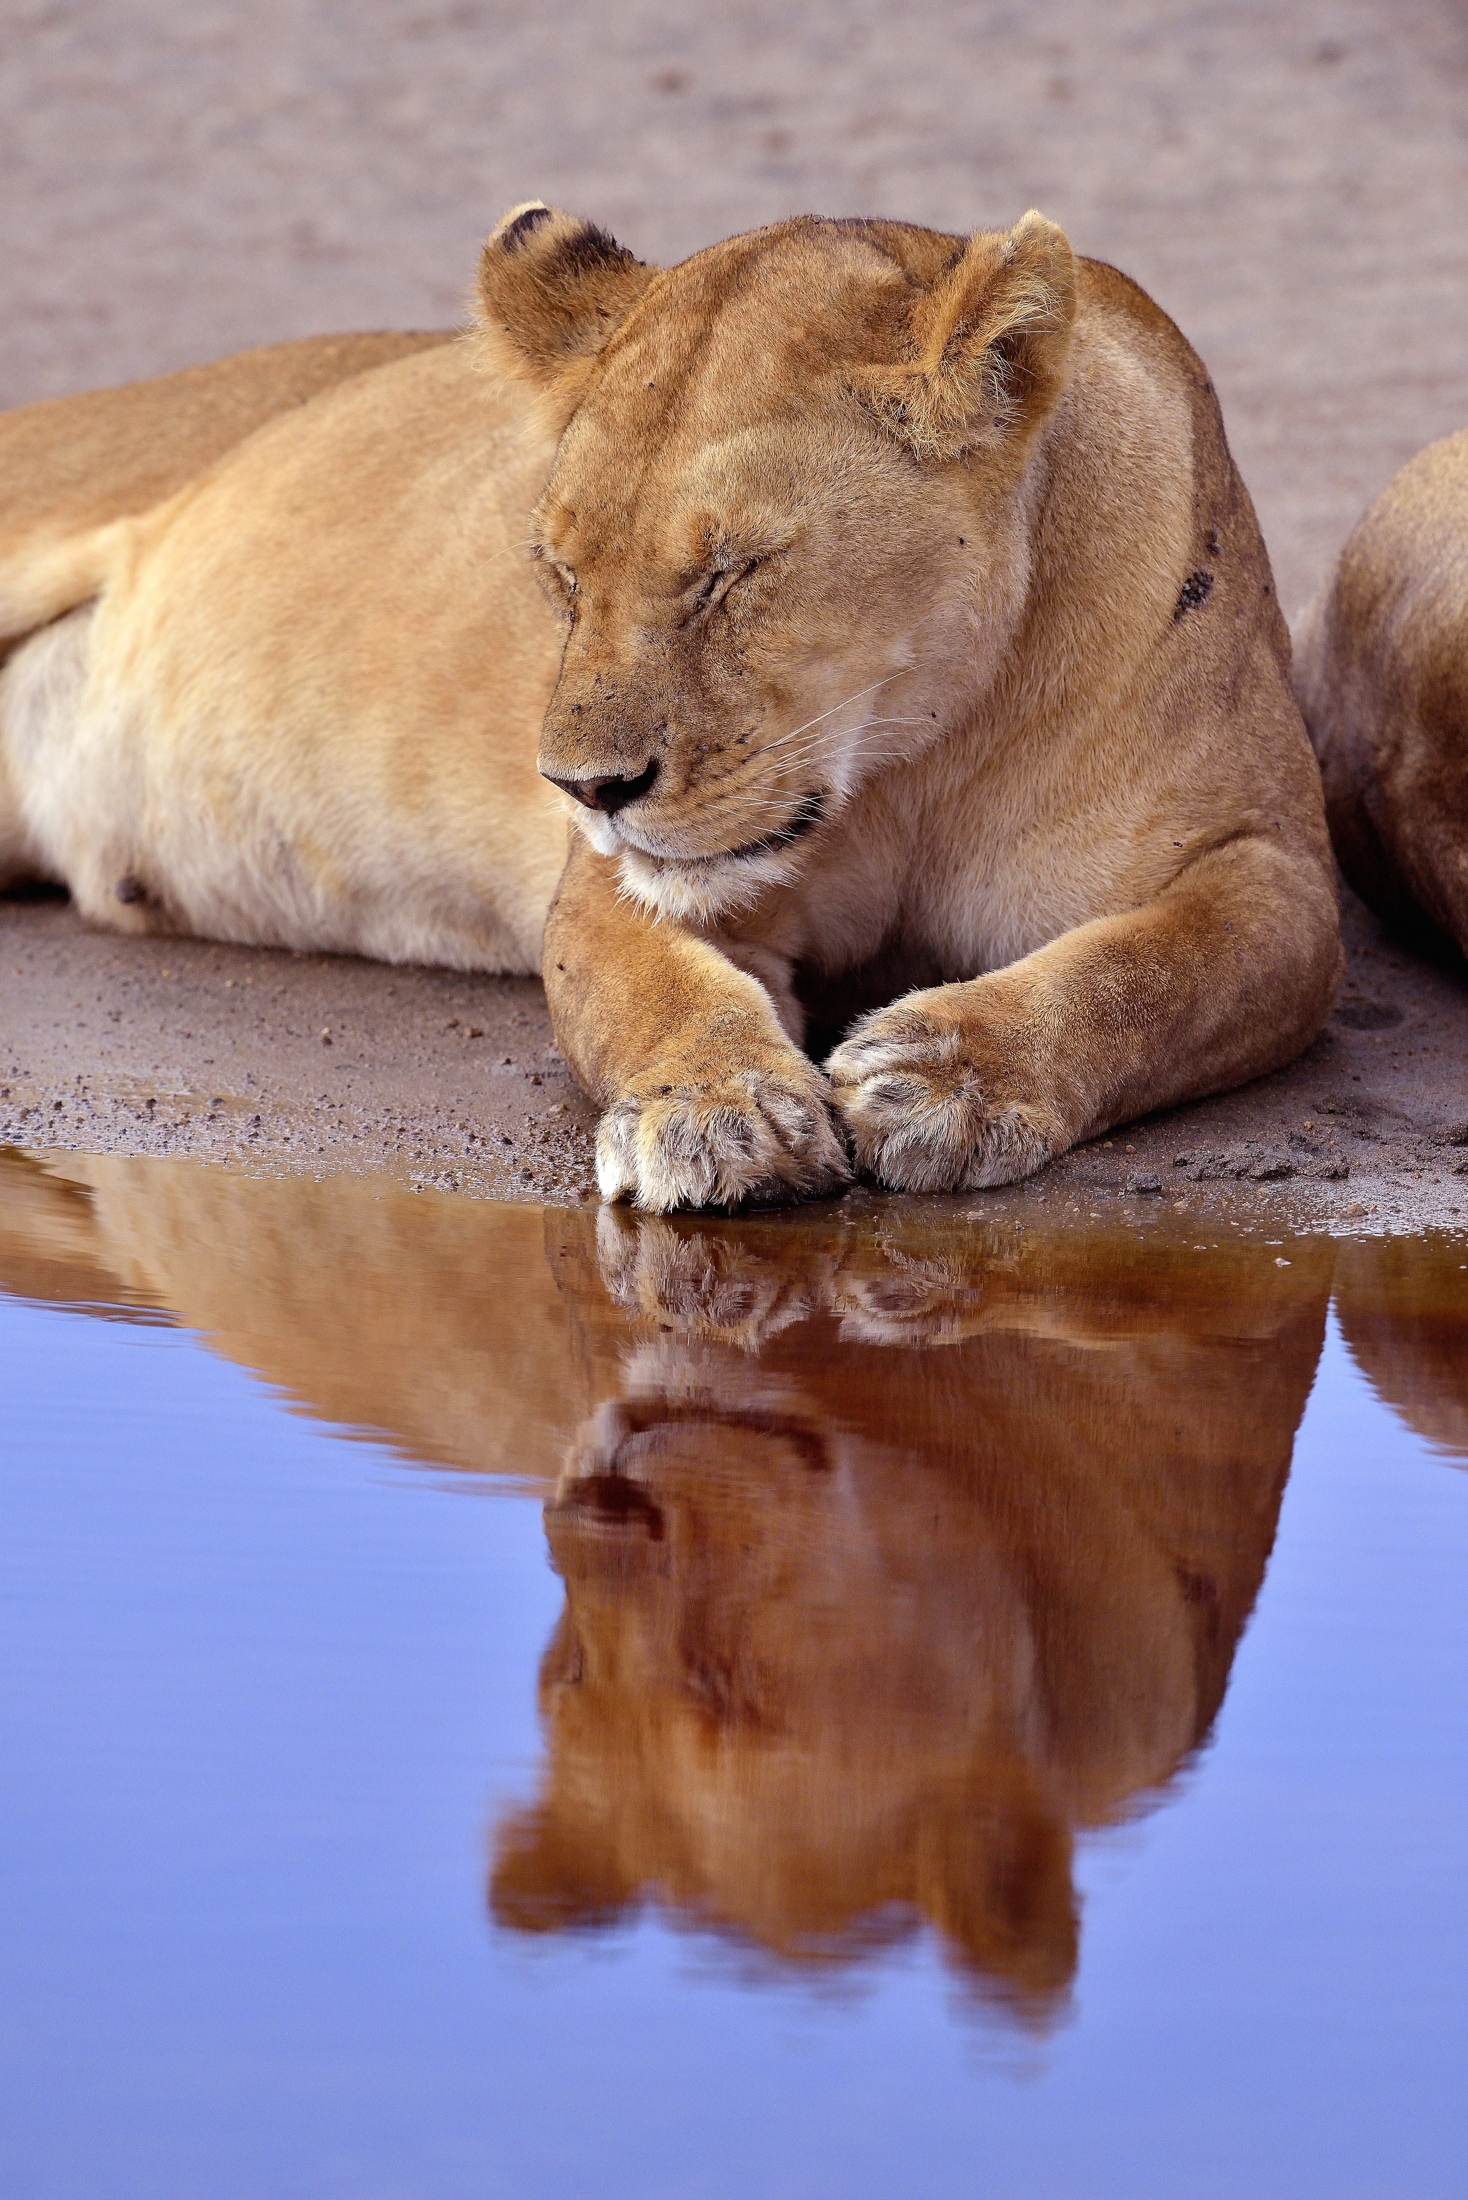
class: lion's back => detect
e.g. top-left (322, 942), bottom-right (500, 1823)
top-left (0, 330), bottom-right (456, 566)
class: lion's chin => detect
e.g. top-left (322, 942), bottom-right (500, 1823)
top-left (615, 840), bottom-right (805, 925)
top-left (597, 789), bottom-right (827, 925)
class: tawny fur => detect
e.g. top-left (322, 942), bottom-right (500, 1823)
top-left (1, 206), bottom-right (1340, 1211)
top-left (1294, 427), bottom-right (1468, 962)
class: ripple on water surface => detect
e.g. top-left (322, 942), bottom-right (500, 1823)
top-left (1, 1148), bottom-right (1466, 2200)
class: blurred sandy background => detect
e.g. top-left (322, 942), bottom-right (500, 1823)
top-left (4, 0), bottom-right (1467, 618)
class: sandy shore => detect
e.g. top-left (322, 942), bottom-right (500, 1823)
top-left (3, 886), bottom-right (1465, 1232)
top-left (3, 0), bottom-right (1466, 1229)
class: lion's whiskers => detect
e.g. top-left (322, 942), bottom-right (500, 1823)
top-left (611, 615), bottom-right (955, 870)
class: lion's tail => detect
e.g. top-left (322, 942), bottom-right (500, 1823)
top-left (0, 520), bottom-right (132, 650)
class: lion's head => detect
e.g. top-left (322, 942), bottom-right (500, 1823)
top-left (476, 203), bottom-right (1076, 924)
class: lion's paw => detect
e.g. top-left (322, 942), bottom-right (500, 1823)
top-left (826, 1001), bottom-right (1065, 1192)
top-left (595, 1060), bottom-right (851, 1213)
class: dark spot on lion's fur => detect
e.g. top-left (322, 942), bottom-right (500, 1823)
top-left (500, 204), bottom-right (553, 253)
top-left (1173, 569), bottom-right (1214, 621)
top-left (115, 874), bottom-right (148, 904)
top-left (1206, 528), bottom-right (1221, 556)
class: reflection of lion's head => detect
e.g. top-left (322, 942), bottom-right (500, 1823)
top-left (476, 203), bottom-right (1074, 926)
top-left (492, 1212), bottom-right (1333, 2024)
top-left (493, 1342), bottom-right (1078, 2020)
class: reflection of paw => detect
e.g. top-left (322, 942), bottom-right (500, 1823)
top-left (596, 1060), bottom-right (851, 1213)
top-left (594, 1206), bottom-right (830, 1347)
top-left (826, 1000), bottom-right (1065, 1192)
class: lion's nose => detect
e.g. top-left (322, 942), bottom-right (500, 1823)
top-left (544, 759), bottom-right (659, 813)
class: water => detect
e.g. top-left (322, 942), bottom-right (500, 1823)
top-left (1, 1148), bottom-right (1465, 2200)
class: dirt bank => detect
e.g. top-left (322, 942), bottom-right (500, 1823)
top-left (3, 886), bottom-right (1465, 1233)
top-left (3, 0), bottom-right (1466, 1226)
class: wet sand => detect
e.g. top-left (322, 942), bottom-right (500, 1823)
top-left (3, 0), bottom-right (1466, 1227)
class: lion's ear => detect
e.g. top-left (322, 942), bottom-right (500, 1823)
top-left (856, 210), bottom-right (1076, 461)
top-left (475, 203), bottom-right (656, 402)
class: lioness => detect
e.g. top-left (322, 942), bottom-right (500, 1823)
top-left (1294, 428), bottom-right (1468, 964)
top-left (0, 204), bottom-right (1340, 1210)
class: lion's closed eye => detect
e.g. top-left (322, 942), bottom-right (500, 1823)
top-left (689, 559), bottom-right (759, 615)
top-left (532, 547), bottom-right (578, 611)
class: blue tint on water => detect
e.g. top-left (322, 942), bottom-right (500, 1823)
top-left (2, 1290), bottom-right (1466, 2200)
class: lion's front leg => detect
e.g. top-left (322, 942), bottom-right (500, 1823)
top-left (543, 838), bottom-right (850, 1212)
top-left (826, 837), bottom-right (1342, 1191)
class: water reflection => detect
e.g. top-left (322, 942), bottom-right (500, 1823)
top-left (1, 1147), bottom-right (1463, 2024)
top-left (0, 1148), bottom-right (576, 1479)
top-left (1334, 1238), bottom-right (1468, 1462)
top-left (506, 1207), bottom-right (1331, 2020)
